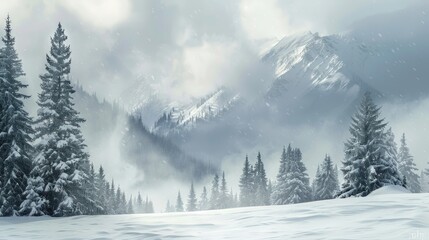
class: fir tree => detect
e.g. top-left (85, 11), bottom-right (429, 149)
top-left (218, 172), bottom-right (229, 209)
top-left (0, 15), bottom-right (33, 216)
top-left (85, 163), bottom-right (101, 214)
top-left (271, 145), bottom-right (293, 205)
top-left (420, 171), bottom-right (429, 193)
top-left (18, 176), bottom-right (45, 216)
top-left (267, 180), bottom-right (272, 205)
top-left (127, 195), bottom-right (134, 214)
top-left (198, 186), bottom-right (209, 210)
top-left (311, 166), bottom-right (321, 200)
top-left (209, 174), bottom-right (219, 209)
top-left (314, 155), bottom-right (339, 200)
top-left (119, 192), bottom-right (127, 214)
top-left (282, 148), bottom-right (312, 204)
top-left (338, 92), bottom-right (403, 198)
top-left (95, 165), bottom-right (107, 214)
top-left (165, 200), bottom-right (173, 212)
top-left (28, 23), bottom-right (92, 216)
top-left (254, 152), bottom-right (269, 205)
top-left (239, 155), bottom-right (253, 207)
top-left (136, 192), bottom-right (143, 213)
top-left (144, 198), bottom-right (154, 213)
top-left (186, 182), bottom-right (197, 211)
top-left (397, 134), bottom-right (421, 193)
top-left (175, 191), bottom-right (184, 212)
top-left (107, 180), bottom-right (116, 214)
top-left (115, 187), bottom-right (121, 213)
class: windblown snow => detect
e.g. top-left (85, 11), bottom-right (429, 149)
top-left (0, 187), bottom-right (427, 240)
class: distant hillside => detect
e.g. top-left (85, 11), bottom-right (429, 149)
top-left (73, 85), bottom-right (216, 185)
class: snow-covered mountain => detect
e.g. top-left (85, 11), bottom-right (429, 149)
top-left (119, 75), bottom-right (175, 127)
top-left (264, 32), bottom-right (372, 99)
top-left (153, 87), bottom-right (241, 136)
top-left (121, 4), bottom-right (429, 164)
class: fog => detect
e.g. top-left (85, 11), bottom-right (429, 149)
top-left (1, 0), bottom-right (429, 211)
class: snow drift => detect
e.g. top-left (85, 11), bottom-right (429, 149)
top-left (0, 188), bottom-right (427, 240)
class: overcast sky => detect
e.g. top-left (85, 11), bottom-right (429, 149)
top-left (0, 0), bottom-right (424, 104)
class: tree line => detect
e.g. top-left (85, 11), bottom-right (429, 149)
top-left (0, 17), bottom-right (142, 216)
top-left (168, 93), bottom-right (428, 212)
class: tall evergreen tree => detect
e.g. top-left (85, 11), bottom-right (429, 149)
top-left (218, 171), bottom-right (229, 209)
top-left (198, 186), bottom-right (209, 210)
top-left (254, 152), bottom-right (269, 205)
top-left (314, 155), bottom-right (339, 200)
top-left (107, 180), bottom-right (116, 214)
top-left (119, 192), bottom-right (127, 214)
top-left (165, 200), bottom-right (174, 212)
top-left (175, 191), bottom-right (184, 212)
top-left (136, 191), bottom-right (143, 213)
top-left (420, 171), bottom-right (429, 193)
top-left (95, 165), bottom-right (107, 214)
top-left (311, 166), bottom-right (321, 200)
top-left (267, 180), bottom-right (272, 205)
top-left (338, 92), bottom-right (403, 198)
top-left (239, 155), bottom-right (254, 207)
top-left (127, 195), bottom-right (134, 214)
top-left (115, 186), bottom-right (122, 213)
top-left (85, 163), bottom-right (101, 214)
top-left (25, 23), bottom-right (92, 216)
top-left (282, 148), bottom-right (312, 204)
top-left (209, 174), bottom-right (219, 209)
top-left (397, 134), bottom-right (421, 193)
top-left (144, 196), bottom-right (154, 213)
top-left (186, 182), bottom-right (197, 211)
top-left (0, 15), bottom-right (33, 216)
top-left (271, 145), bottom-right (293, 205)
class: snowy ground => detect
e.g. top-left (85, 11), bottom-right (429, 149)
top-left (0, 187), bottom-right (428, 240)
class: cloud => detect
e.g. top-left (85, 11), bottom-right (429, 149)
top-left (3, 0), bottom-right (424, 106)
top-left (58, 0), bottom-right (132, 30)
top-left (239, 0), bottom-right (294, 41)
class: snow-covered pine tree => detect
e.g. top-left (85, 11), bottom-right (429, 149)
top-left (198, 186), bottom-right (209, 210)
top-left (119, 192), bottom-right (127, 214)
top-left (314, 155), bottom-right (339, 200)
top-left (254, 152), bottom-right (269, 206)
top-left (218, 171), bottom-right (229, 209)
top-left (338, 92), bottom-right (403, 198)
top-left (165, 200), bottom-right (174, 212)
top-left (146, 200), bottom-right (154, 213)
top-left (311, 166), bottom-right (321, 200)
top-left (136, 192), bottom-right (143, 213)
top-left (267, 180), bottom-right (272, 205)
top-left (28, 23), bottom-right (92, 216)
top-left (85, 163), bottom-right (101, 215)
top-left (209, 174), bottom-right (219, 209)
top-left (19, 176), bottom-right (45, 216)
top-left (233, 192), bottom-right (239, 207)
top-left (397, 134), bottom-right (421, 193)
top-left (95, 165), bottom-right (107, 214)
top-left (115, 186), bottom-right (122, 213)
top-left (282, 148), bottom-right (312, 204)
top-left (127, 195), bottom-right (134, 214)
top-left (0, 15), bottom-right (34, 216)
top-left (186, 182), bottom-right (197, 211)
top-left (239, 155), bottom-right (254, 207)
top-left (106, 180), bottom-right (115, 214)
top-left (271, 145), bottom-right (293, 205)
top-left (175, 191), bottom-right (184, 212)
top-left (229, 188), bottom-right (237, 207)
top-left (420, 171), bottom-right (429, 193)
